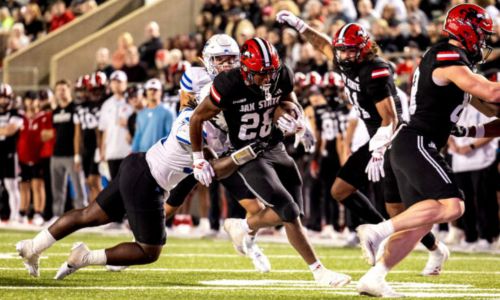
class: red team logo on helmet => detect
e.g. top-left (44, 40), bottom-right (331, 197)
top-left (333, 23), bottom-right (372, 69)
top-left (443, 3), bottom-right (494, 64)
top-left (240, 37), bottom-right (281, 85)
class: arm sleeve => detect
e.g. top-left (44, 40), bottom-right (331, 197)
top-left (209, 73), bottom-right (231, 109)
top-left (180, 69), bottom-right (194, 93)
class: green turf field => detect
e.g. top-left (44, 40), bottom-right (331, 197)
top-left (1, 229), bottom-right (499, 299)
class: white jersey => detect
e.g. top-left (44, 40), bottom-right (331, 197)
top-left (146, 108), bottom-right (196, 193)
top-left (180, 66), bottom-right (213, 103)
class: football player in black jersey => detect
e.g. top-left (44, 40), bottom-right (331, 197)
top-left (190, 37), bottom-right (351, 287)
top-left (352, 4), bottom-right (500, 297)
top-left (276, 11), bottom-right (448, 280)
top-left (0, 83), bottom-right (22, 223)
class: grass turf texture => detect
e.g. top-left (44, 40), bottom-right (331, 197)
top-left (0, 229), bottom-right (499, 299)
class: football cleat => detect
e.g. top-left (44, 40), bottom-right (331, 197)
top-left (16, 240), bottom-right (40, 277)
top-left (357, 224), bottom-right (384, 266)
top-left (54, 242), bottom-right (90, 280)
top-left (223, 218), bottom-right (248, 256)
top-left (357, 271), bottom-right (404, 298)
top-left (247, 243), bottom-right (271, 273)
top-left (422, 241), bottom-right (450, 276)
top-left (313, 268), bottom-right (351, 287)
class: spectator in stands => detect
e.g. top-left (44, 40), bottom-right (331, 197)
top-left (131, 78), bottom-right (173, 152)
top-left (138, 21), bottom-right (163, 76)
top-left (49, 0), bottom-right (75, 32)
top-left (374, 0), bottom-right (407, 22)
top-left (225, 7), bottom-right (255, 45)
top-left (98, 70), bottom-right (133, 178)
top-left (302, 0), bottom-right (323, 22)
top-left (124, 84), bottom-right (144, 141)
top-left (21, 3), bottom-right (45, 41)
top-left (112, 32), bottom-right (134, 70)
top-left (71, 0), bottom-right (98, 17)
top-left (0, 7), bottom-right (15, 31)
top-left (281, 28), bottom-right (300, 69)
top-left (405, 17), bottom-right (430, 51)
top-left (295, 43), bottom-right (315, 74)
top-left (6, 22), bottom-right (30, 55)
top-left (371, 19), bottom-right (399, 53)
top-left (324, 0), bottom-right (353, 29)
top-left (449, 105), bottom-right (499, 251)
top-left (162, 48), bottom-right (190, 93)
top-left (405, 0), bottom-right (429, 32)
top-left (95, 47), bottom-right (114, 78)
top-left (49, 80), bottom-right (87, 220)
top-left (356, 0), bottom-right (378, 30)
top-left (122, 46), bottom-right (148, 83)
top-left (17, 91), bottom-right (47, 226)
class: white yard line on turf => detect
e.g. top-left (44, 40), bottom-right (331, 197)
top-left (2, 252), bottom-right (500, 261)
top-left (1, 267), bottom-right (500, 275)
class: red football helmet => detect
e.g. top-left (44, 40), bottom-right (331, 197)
top-left (333, 23), bottom-right (372, 69)
top-left (240, 37), bottom-right (281, 86)
top-left (89, 71), bottom-right (107, 89)
top-left (443, 3), bottom-right (494, 64)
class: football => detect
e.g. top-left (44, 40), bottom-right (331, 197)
top-left (273, 101), bottom-right (300, 124)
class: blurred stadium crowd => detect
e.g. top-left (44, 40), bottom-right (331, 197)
top-left (1, 0), bottom-right (500, 252)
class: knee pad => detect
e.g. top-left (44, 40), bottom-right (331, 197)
top-left (277, 201), bottom-right (300, 222)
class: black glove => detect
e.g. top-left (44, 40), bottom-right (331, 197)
top-left (248, 141), bottom-right (269, 156)
top-left (450, 125), bottom-right (468, 137)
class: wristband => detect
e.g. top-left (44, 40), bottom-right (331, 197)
top-left (74, 154), bottom-right (82, 164)
top-left (193, 151), bottom-right (204, 160)
top-left (230, 145), bottom-right (257, 166)
top-left (475, 124), bottom-right (485, 138)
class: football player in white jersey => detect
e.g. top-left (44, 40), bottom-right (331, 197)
top-left (15, 35), bottom-right (271, 280)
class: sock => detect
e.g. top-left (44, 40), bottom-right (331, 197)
top-left (19, 210), bottom-right (26, 217)
top-left (370, 261), bottom-right (389, 278)
top-left (375, 220), bottom-right (395, 239)
top-left (340, 192), bottom-right (385, 224)
top-left (240, 219), bottom-right (250, 233)
top-left (32, 229), bottom-right (56, 254)
top-left (420, 232), bottom-right (437, 251)
top-left (86, 249), bottom-right (107, 265)
top-left (309, 260), bottom-right (323, 272)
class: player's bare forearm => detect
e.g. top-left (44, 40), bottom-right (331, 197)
top-left (478, 119), bottom-right (500, 137)
top-left (375, 97), bottom-right (397, 128)
top-left (281, 92), bottom-right (303, 114)
top-left (189, 97), bottom-right (221, 152)
top-left (302, 27), bottom-right (334, 61)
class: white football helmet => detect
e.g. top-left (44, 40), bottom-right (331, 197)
top-left (202, 34), bottom-right (240, 78)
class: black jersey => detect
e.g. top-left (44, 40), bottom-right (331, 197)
top-left (76, 101), bottom-right (101, 155)
top-left (336, 57), bottom-right (399, 137)
top-left (209, 66), bottom-right (294, 149)
top-left (52, 102), bottom-right (79, 157)
top-left (0, 109), bottom-right (22, 154)
top-left (314, 102), bottom-right (349, 157)
top-left (408, 41), bottom-right (472, 148)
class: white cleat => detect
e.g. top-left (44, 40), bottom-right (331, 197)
top-left (357, 224), bottom-right (383, 266)
top-left (54, 242), bottom-right (90, 280)
top-left (357, 271), bottom-right (404, 298)
top-left (106, 265), bottom-right (128, 272)
top-left (247, 243), bottom-right (271, 273)
top-left (16, 240), bottom-right (40, 277)
top-left (223, 218), bottom-right (248, 256)
top-left (313, 268), bottom-right (351, 287)
top-left (422, 241), bottom-right (450, 276)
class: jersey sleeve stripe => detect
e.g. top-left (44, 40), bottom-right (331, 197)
top-left (371, 68), bottom-right (391, 79)
top-left (437, 51), bottom-right (460, 61)
top-left (182, 73), bottom-right (193, 84)
top-left (180, 78), bottom-right (192, 91)
top-left (210, 85), bottom-right (221, 103)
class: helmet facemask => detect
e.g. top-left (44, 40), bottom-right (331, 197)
top-left (207, 54), bottom-right (240, 76)
top-left (334, 46), bottom-right (361, 71)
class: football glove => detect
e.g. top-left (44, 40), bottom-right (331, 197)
top-left (276, 10), bottom-right (307, 33)
top-left (277, 113), bottom-right (300, 134)
top-left (192, 152), bottom-right (215, 187)
top-left (293, 117), bottom-right (316, 153)
top-left (365, 148), bottom-right (386, 182)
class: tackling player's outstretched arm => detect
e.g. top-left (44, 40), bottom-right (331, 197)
top-left (434, 65), bottom-right (500, 103)
top-left (276, 10), bottom-right (334, 61)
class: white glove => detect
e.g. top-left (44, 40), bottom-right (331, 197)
top-left (293, 117), bottom-right (317, 153)
top-left (277, 113), bottom-right (300, 134)
top-left (192, 152), bottom-right (215, 187)
top-left (365, 148), bottom-right (386, 182)
top-left (276, 10), bottom-right (307, 33)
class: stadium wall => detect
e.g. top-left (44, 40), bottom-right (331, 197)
top-left (50, 0), bottom-right (203, 87)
